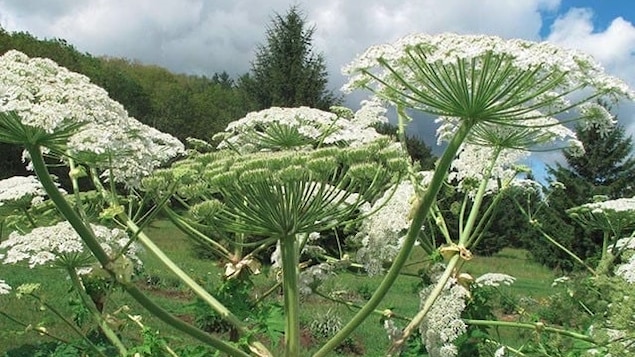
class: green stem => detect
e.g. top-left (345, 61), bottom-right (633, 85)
top-left (0, 310), bottom-right (72, 345)
top-left (513, 198), bottom-right (597, 276)
top-left (388, 141), bottom-right (500, 355)
top-left (387, 254), bottom-right (461, 356)
top-left (313, 120), bottom-right (473, 357)
top-left (538, 226), bottom-right (597, 276)
top-left (26, 145), bottom-right (251, 357)
top-left (30, 296), bottom-right (109, 357)
top-left (66, 267), bottom-right (128, 356)
top-left (459, 147), bottom-right (501, 246)
top-left (122, 216), bottom-right (246, 329)
top-left (280, 234), bottom-right (300, 357)
top-left (21, 207), bottom-right (38, 228)
top-left (93, 173), bottom-right (272, 357)
top-left (601, 230), bottom-right (609, 262)
top-left (313, 290), bottom-right (411, 322)
top-left (464, 319), bottom-right (596, 343)
top-left (68, 156), bottom-right (87, 220)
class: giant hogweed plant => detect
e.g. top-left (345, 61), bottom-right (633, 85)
top-left (512, 191), bottom-right (635, 356)
top-left (0, 30), bottom-right (633, 356)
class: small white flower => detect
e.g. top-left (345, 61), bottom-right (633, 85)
top-left (475, 273), bottom-right (516, 287)
top-left (0, 50), bottom-right (184, 188)
top-left (551, 276), bottom-right (571, 287)
top-left (495, 346), bottom-right (507, 357)
top-left (615, 254), bottom-right (635, 283)
top-left (0, 279), bottom-right (11, 295)
top-left (216, 104), bottom-right (388, 153)
top-left (355, 180), bottom-right (419, 275)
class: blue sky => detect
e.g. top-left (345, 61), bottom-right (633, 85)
top-left (553, 0), bottom-right (635, 32)
top-left (1, 0), bottom-right (634, 182)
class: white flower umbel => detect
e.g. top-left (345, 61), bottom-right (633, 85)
top-left (419, 277), bottom-right (470, 357)
top-left (214, 104), bottom-right (387, 153)
top-left (343, 33), bottom-right (633, 153)
top-left (567, 196), bottom-right (635, 234)
top-left (0, 175), bottom-right (45, 207)
top-left (475, 273), bottom-right (516, 287)
top-left (355, 180), bottom-right (417, 275)
top-left (449, 143), bottom-right (527, 196)
top-left (0, 50), bottom-right (184, 187)
top-left (68, 120), bottom-right (185, 187)
top-left (0, 221), bottom-right (142, 271)
top-left (578, 102), bottom-right (617, 138)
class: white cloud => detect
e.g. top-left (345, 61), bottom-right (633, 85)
top-left (546, 7), bottom-right (635, 144)
top-left (1, 0), bottom-right (635, 177)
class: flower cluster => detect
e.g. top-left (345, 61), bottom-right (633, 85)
top-left (68, 120), bottom-right (185, 187)
top-left (0, 175), bottom-right (46, 207)
top-left (578, 196), bottom-right (635, 214)
top-left (475, 273), bottom-right (516, 287)
top-left (354, 180), bottom-right (418, 275)
top-left (0, 221), bottom-right (142, 272)
top-left (578, 102), bottom-right (617, 138)
top-left (213, 102), bottom-right (388, 153)
top-left (0, 50), bottom-right (184, 187)
top-left (419, 277), bottom-right (470, 357)
top-left (567, 196), bottom-right (635, 233)
top-left (448, 144), bottom-right (526, 196)
top-left (343, 32), bottom-right (633, 101)
top-left (342, 33), bottom-right (633, 162)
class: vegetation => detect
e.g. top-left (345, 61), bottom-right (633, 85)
top-left (239, 5), bottom-right (341, 110)
top-left (529, 113), bottom-right (635, 271)
top-left (1, 15), bottom-right (635, 357)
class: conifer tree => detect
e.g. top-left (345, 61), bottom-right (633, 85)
top-left (241, 5), bottom-right (340, 110)
top-left (530, 110), bottom-right (635, 270)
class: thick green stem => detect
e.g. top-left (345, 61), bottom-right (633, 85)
top-left (390, 149), bottom-right (503, 354)
top-left (280, 234), bottom-right (300, 357)
top-left (313, 121), bottom-right (473, 357)
top-left (67, 267), bottom-right (128, 356)
top-left (26, 145), bottom-right (251, 357)
top-left (464, 319), bottom-right (596, 343)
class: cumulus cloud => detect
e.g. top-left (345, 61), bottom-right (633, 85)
top-left (545, 7), bottom-right (635, 154)
top-left (1, 0), bottom-right (635, 176)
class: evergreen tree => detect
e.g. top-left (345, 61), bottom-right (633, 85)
top-left (373, 122), bottom-right (437, 170)
top-left (530, 112), bottom-right (635, 270)
top-left (241, 5), bottom-right (340, 110)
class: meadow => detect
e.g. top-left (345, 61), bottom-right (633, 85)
top-left (0, 219), bottom-right (556, 356)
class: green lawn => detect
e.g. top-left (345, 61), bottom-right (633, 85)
top-left (0, 220), bottom-right (557, 356)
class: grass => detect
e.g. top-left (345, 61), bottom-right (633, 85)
top-left (0, 220), bottom-right (557, 356)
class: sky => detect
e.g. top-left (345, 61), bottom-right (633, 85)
top-left (1, 0), bottom-right (635, 178)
